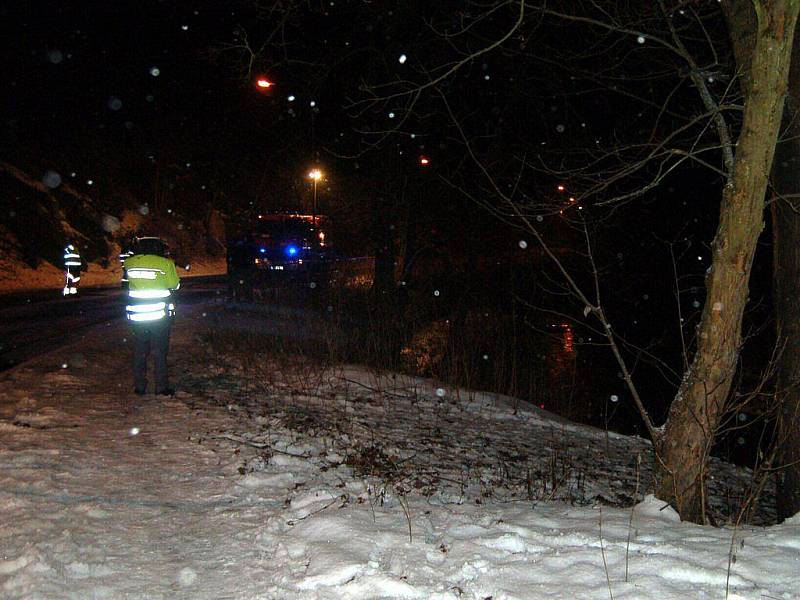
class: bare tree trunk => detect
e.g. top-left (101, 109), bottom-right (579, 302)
top-left (771, 43), bottom-right (800, 518)
top-left (656, 0), bottom-right (800, 523)
top-left (724, 0), bottom-right (800, 521)
top-left (772, 133), bottom-right (800, 520)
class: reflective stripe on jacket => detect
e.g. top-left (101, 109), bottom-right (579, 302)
top-left (64, 245), bottom-right (82, 268)
top-left (124, 254), bottom-right (180, 323)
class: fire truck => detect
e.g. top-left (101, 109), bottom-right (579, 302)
top-left (226, 213), bottom-right (334, 299)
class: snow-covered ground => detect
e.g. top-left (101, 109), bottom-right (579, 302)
top-left (0, 302), bottom-right (798, 599)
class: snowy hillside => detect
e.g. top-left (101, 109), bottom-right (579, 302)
top-left (0, 303), bottom-right (797, 599)
top-left (1, 163), bottom-right (227, 292)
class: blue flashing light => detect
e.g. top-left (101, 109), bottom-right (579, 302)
top-left (259, 247), bottom-right (267, 254)
top-left (285, 244), bottom-right (299, 257)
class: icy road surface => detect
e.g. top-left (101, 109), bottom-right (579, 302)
top-left (0, 304), bottom-right (798, 599)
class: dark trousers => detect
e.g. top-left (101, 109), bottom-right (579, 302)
top-left (132, 321), bottom-right (171, 393)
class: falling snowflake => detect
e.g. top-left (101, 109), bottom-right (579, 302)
top-left (101, 214), bottom-right (121, 233)
top-left (435, 388), bottom-right (445, 397)
top-left (47, 49), bottom-right (63, 64)
top-left (610, 395), bottom-right (619, 402)
top-left (692, 300), bottom-right (700, 308)
top-left (518, 240), bottom-right (528, 249)
top-left (149, 66), bottom-right (160, 77)
top-left (42, 170), bottom-right (61, 189)
top-left (536, 215), bottom-right (544, 222)
top-left (129, 427), bottom-right (140, 436)
top-left (181, 25), bottom-right (189, 31)
top-left (637, 36), bottom-right (645, 44)
top-left (434, 290), bottom-right (440, 297)
top-left (389, 112), bottom-right (395, 118)
top-left (108, 97), bottom-right (122, 110)
top-left (398, 54), bottom-right (407, 64)
top-left (556, 124), bottom-right (565, 133)
top-left (288, 95), bottom-right (295, 102)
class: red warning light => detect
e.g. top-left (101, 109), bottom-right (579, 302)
top-left (557, 184), bottom-right (565, 192)
top-left (256, 78), bottom-right (273, 89)
top-left (419, 156), bottom-right (430, 166)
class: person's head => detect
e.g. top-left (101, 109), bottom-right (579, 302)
top-left (133, 236), bottom-right (166, 257)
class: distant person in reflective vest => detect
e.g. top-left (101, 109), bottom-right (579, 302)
top-left (124, 237), bottom-right (180, 396)
top-left (63, 243), bottom-right (82, 296)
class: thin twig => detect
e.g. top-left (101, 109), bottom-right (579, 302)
top-left (599, 506), bottom-right (615, 600)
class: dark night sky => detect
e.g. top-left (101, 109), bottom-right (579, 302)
top-left (4, 2), bottom-right (301, 205)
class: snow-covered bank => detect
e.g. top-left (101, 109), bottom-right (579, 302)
top-left (0, 304), bottom-right (797, 599)
top-left (0, 256), bottom-right (226, 293)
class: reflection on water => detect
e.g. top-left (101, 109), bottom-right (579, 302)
top-left (546, 323), bottom-right (578, 417)
top-left (399, 314), bottom-right (584, 420)
top-left (562, 323), bottom-right (574, 353)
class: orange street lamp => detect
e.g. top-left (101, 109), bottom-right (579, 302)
top-left (308, 169), bottom-right (323, 217)
top-left (256, 78), bottom-right (273, 89)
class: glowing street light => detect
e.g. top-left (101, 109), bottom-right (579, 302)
top-left (256, 78), bottom-right (273, 89)
top-left (308, 169), bottom-right (323, 217)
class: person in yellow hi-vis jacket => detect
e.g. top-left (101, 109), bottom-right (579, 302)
top-left (123, 237), bottom-right (180, 396)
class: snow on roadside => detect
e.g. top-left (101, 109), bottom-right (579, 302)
top-left (0, 255), bottom-right (226, 293)
top-left (0, 304), bottom-right (797, 599)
